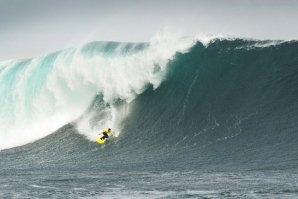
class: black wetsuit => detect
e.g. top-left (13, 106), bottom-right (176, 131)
top-left (101, 132), bottom-right (109, 140)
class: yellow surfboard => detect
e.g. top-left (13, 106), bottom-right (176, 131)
top-left (96, 137), bottom-right (105, 144)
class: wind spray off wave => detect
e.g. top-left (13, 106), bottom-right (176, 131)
top-left (0, 32), bottom-right (197, 150)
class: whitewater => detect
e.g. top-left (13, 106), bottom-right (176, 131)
top-left (1, 33), bottom-right (298, 198)
top-left (0, 32), bottom-right (198, 150)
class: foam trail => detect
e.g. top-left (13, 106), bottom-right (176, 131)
top-left (0, 31), bottom-right (197, 150)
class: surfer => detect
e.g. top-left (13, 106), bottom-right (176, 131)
top-left (99, 128), bottom-right (117, 140)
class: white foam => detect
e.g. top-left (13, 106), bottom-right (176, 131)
top-left (0, 30), bottom-right (197, 150)
top-left (76, 30), bottom-right (198, 140)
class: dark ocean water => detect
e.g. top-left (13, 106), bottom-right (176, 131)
top-left (1, 38), bottom-right (298, 198)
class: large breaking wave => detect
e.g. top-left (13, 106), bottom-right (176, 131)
top-left (0, 35), bottom-right (298, 172)
top-left (0, 33), bottom-right (196, 150)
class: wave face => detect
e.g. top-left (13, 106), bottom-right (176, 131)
top-left (110, 39), bottom-right (298, 171)
top-left (0, 38), bottom-right (298, 173)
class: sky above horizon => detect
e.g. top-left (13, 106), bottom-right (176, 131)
top-left (1, 0), bottom-right (298, 61)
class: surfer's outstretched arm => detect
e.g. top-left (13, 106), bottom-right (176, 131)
top-left (111, 131), bottom-right (117, 138)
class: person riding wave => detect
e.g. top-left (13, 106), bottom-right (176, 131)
top-left (99, 128), bottom-right (117, 140)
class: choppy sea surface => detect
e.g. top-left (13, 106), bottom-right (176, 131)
top-left (1, 170), bottom-right (298, 198)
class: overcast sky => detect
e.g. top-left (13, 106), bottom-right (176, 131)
top-left (1, 0), bottom-right (298, 61)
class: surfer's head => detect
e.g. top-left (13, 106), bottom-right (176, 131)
top-left (108, 128), bottom-right (111, 132)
